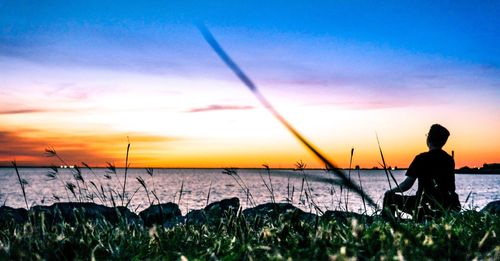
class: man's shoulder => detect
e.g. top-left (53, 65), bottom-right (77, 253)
top-left (416, 151), bottom-right (429, 157)
top-left (414, 151), bottom-right (431, 159)
top-left (418, 149), bottom-right (452, 157)
top-left (416, 150), bottom-right (454, 164)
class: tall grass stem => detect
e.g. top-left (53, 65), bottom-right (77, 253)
top-left (12, 161), bottom-right (28, 209)
top-left (345, 147), bottom-right (354, 211)
top-left (122, 139), bottom-right (131, 206)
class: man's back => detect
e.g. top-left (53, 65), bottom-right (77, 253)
top-left (406, 149), bottom-right (458, 209)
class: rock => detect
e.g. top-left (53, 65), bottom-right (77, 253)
top-left (243, 203), bottom-right (299, 218)
top-left (481, 200), bottom-right (500, 215)
top-left (30, 205), bottom-right (53, 223)
top-left (108, 206), bottom-right (143, 225)
top-left (0, 206), bottom-right (28, 226)
top-left (204, 197), bottom-right (239, 218)
top-left (163, 215), bottom-right (186, 229)
top-left (243, 202), bottom-right (297, 219)
top-left (243, 203), bottom-right (317, 223)
top-left (139, 202), bottom-right (182, 227)
top-left (183, 198), bottom-right (240, 226)
top-left (322, 210), bottom-right (373, 224)
top-left (30, 202), bottom-right (142, 226)
top-left (185, 209), bottom-right (207, 225)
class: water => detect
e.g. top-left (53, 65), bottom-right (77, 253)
top-left (0, 168), bottom-right (498, 215)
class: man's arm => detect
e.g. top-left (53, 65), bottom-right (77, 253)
top-left (385, 176), bottom-right (416, 194)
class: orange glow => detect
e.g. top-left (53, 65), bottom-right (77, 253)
top-left (1, 65), bottom-right (498, 169)
top-left (2, 99), bottom-right (499, 169)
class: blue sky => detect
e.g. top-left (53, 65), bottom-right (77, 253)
top-left (1, 1), bottom-right (498, 62)
top-left (2, 1), bottom-right (498, 99)
top-left (2, 1), bottom-right (498, 104)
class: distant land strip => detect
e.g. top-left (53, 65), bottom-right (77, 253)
top-left (0, 164), bottom-right (499, 174)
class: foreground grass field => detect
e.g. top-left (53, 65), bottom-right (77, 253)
top-left (0, 208), bottom-right (498, 260)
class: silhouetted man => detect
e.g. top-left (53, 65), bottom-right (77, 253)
top-left (383, 124), bottom-right (460, 221)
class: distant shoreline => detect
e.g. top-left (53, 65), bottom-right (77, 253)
top-left (0, 166), bottom-right (498, 175)
top-left (454, 170), bottom-right (500, 175)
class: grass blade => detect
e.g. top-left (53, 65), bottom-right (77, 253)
top-left (178, 180), bottom-right (184, 205)
top-left (137, 176), bottom-right (151, 205)
top-left (122, 139), bottom-right (131, 206)
top-left (206, 180), bottom-right (212, 206)
top-left (198, 24), bottom-right (375, 208)
top-left (12, 161), bottom-right (29, 209)
top-left (357, 167), bottom-right (367, 214)
top-left (376, 133), bottom-right (402, 193)
top-left (376, 133), bottom-right (393, 190)
top-left (345, 147), bottom-right (354, 211)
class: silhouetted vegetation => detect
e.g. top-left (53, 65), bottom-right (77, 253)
top-left (0, 204), bottom-right (498, 260)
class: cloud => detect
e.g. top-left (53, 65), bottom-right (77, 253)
top-left (0, 129), bottom-right (179, 166)
top-left (186, 104), bottom-right (254, 113)
top-left (0, 107), bottom-right (77, 115)
top-left (320, 99), bottom-right (417, 110)
top-left (0, 130), bottom-right (71, 165)
top-left (0, 109), bottom-right (48, 115)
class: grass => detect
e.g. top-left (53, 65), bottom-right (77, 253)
top-left (0, 207), bottom-right (498, 260)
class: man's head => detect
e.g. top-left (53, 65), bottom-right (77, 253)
top-left (427, 124), bottom-right (450, 148)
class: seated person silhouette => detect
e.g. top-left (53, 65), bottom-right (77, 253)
top-left (383, 124), bottom-right (460, 221)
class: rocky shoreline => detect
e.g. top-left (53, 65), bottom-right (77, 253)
top-left (1, 198), bottom-right (499, 228)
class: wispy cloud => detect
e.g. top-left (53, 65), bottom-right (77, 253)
top-left (319, 99), bottom-right (423, 110)
top-left (0, 109), bottom-right (48, 115)
top-left (0, 129), bottom-right (179, 166)
top-left (0, 107), bottom-right (77, 115)
top-left (186, 104), bottom-right (254, 113)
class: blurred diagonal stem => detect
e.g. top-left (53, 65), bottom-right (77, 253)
top-left (198, 24), bottom-right (375, 208)
top-left (198, 24), bottom-right (420, 246)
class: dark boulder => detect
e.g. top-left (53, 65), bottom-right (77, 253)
top-left (139, 202), bottom-right (182, 227)
top-left (30, 202), bottom-right (142, 226)
top-left (107, 206), bottom-right (143, 225)
top-left (243, 203), bottom-right (317, 223)
top-left (243, 202), bottom-right (297, 219)
top-left (481, 200), bottom-right (500, 215)
top-left (185, 209), bottom-right (207, 225)
top-left (204, 197), bottom-right (239, 218)
top-left (163, 215), bottom-right (186, 229)
top-left (322, 210), bottom-right (373, 224)
top-left (0, 206), bottom-right (28, 226)
top-left (184, 198), bottom-right (240, 226)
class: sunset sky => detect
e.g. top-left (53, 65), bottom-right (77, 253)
top-left (1, 1), bottom-right (499, 168)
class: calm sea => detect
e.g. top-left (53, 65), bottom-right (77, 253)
top-left (0, 168), bottom-right (498, 215)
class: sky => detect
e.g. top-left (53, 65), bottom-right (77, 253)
top-left (0, 1), bottom-right (499, 168)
